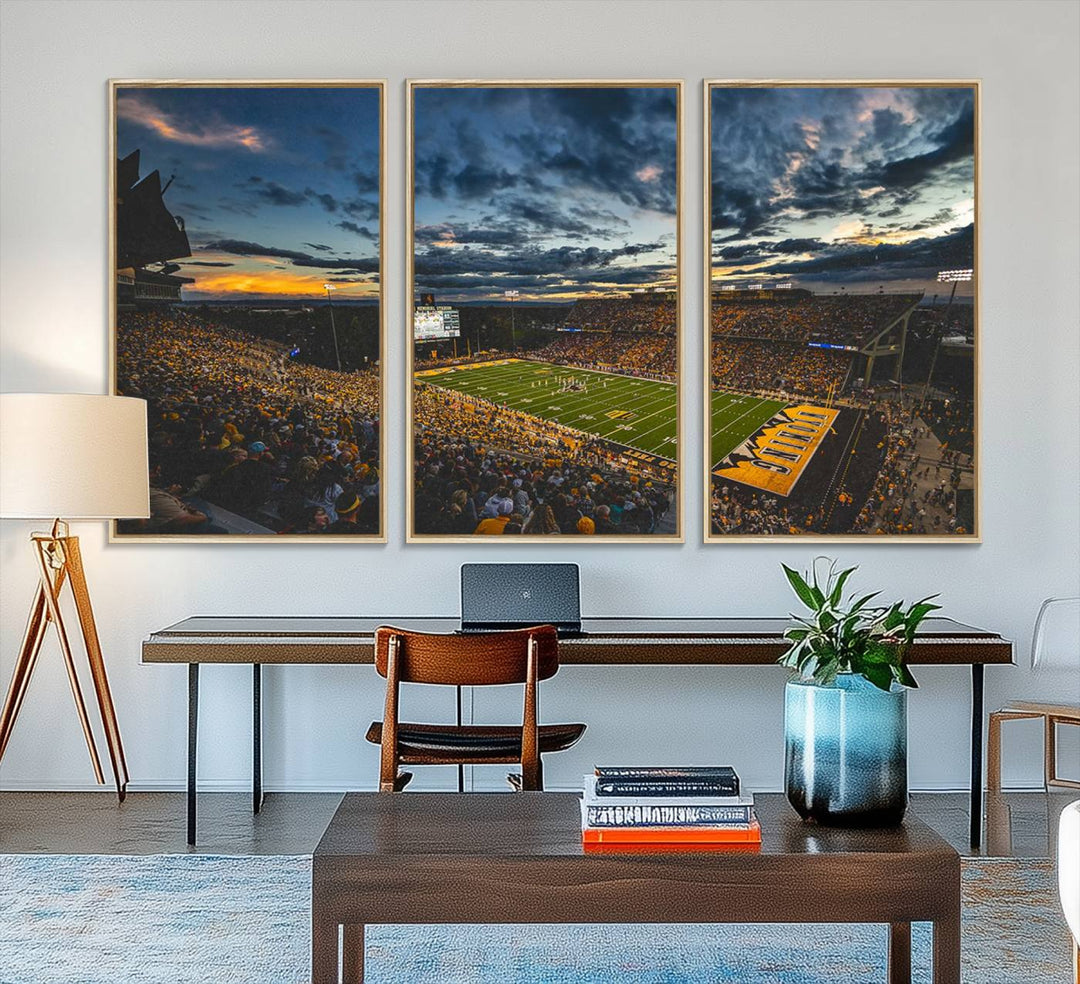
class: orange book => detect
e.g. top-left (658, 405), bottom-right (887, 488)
top-left (583, 840), bottom-right (761, 854)
top-left (582, 818), bottom-right (761, 846)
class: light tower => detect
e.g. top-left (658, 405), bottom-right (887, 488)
top-left (323, 283), bottom-right (342, 371)
top-left (921, 268), bottom-right (973, 409)
top-left (504, 289), bottom-right (519, 350)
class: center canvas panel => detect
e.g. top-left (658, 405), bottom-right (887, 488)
top-left (408, 82), bottom-right (682, 541)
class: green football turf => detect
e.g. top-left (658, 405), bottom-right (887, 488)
top-left (417, 359), bottom-right (678, 460)
top-left (709, 391), bottom-right (788, 469)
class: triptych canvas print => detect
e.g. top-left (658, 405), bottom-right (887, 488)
top-left (108, 79), bottom-right (978, 543)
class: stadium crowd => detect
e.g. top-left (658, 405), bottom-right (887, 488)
top-left (850, 399), bottom-right (970, 535)
top-left (923, 397), bottom-right (975, 459)
top-left (531, 332), bottom-right (675, 377)
top-left (115, 310), bottom-right (380, 535)
top-left (711, 294), bottom-right (920, 345)
top-left (711, 338), bottom-right (850, 399)
top-left (565, 296), bottom-right (675, 334)
top-left (414, 420), bottom-right (673, 538)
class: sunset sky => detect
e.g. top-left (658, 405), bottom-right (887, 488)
top-left (116, 86), bottom-right (380, 301)
top-left (412, 85), bottom-right (679, 302)
top-left (710, 86), bottom-right (976, 297)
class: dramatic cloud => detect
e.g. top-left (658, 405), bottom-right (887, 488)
top-left (411, 86), bottom-right (678, 299)
top-left (336, 221), bottom-right (378, 240)
top-left (117, 93), bottom-right (267, 152)
top-left (242, 176), bottom-right (307, 207)
top-left (115, 86), bottom-right (382, 300)
top-left (202, 239), bottom-right (378, 273)
top-left (415, 241), bottom-right (663, 277)
top-left (342, 198), bottom-right (379, 221)
top-left (725, 224), bottom-right (974, 286)
top-left (709, 86), bottom-right (976, 289)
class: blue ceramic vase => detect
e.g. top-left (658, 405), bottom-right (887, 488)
top-left (784, 672), bottom-right (908, 826)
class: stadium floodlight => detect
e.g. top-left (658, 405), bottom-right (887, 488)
top-left (923, 269), bottom-right (972, 411)
top-left (720, 284), bottom-right (737, 292)
top-left (323, 283), bottom-right (342, 371)
top-left (504, 290), bottom-right (520, 350)
top-left (748, 283), bottom-right (763, 290)
top-left (776, 282), bottom-right (793, 290)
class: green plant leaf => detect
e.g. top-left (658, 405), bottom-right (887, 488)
top-left (863, 663), bottom-right (894, 692)
top-left (850, 591), bottom-right (880, 613)
top-left (895, 663), bottom-right (919, 689)
top-left (782, 564), bottom-right (819, 610)
top-left (829, 566), bottom-right (856, 606)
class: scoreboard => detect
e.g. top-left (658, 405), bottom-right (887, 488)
top-left (414, 305), bottom-right (460, 341)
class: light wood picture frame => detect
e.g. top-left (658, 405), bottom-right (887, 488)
top-left (108, 79), bottom-right (387, 542)
top-left (407, 80), bottom-right (683, 543)
top-left (704, 80), bottom-right (980, 543)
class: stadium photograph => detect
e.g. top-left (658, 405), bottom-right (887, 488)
top-left (706, 82), bottom-right (978, 540)
top-left (110, 82), bottom-right (384, 540)
top-left (408, 82), bottom-right (681, 540)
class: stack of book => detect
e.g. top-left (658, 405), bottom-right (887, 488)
top-left (581, 766), bottom-right (760, 848)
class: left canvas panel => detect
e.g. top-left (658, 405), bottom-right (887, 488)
top-left (110, 82), bottom-right (385, 540)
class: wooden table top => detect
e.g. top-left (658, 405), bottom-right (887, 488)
top-left (314, 791), bottom-right (956, 862)
top-left (142, 615), bottom-right (1013, 666)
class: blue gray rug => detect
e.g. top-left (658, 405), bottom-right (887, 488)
top-left (0, 854), bottom-right (1071, 983)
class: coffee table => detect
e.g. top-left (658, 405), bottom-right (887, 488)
top-left (312, 792), bottom-right (960, 984)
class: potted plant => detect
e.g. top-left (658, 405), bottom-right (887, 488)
top-left (779, 559), bottom-right (940, 826)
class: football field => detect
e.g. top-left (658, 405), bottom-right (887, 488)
top-left (417, 359), bottom-right (677, 460)
top-left (710, 390), bottom-right (788, 469)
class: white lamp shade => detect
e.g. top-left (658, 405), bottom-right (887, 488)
top-left (1031, 597), bottom-right (1080, 672)
top-left (0, 393), bottom-right (150, 519)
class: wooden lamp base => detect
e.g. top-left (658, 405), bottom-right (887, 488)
top-left (0, 520), bottom-right (129, 800)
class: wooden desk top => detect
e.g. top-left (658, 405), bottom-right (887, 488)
top-left (142, 615), bottom-right (1013, 666)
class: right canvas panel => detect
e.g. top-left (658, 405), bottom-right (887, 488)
top-left (706, 82), bottom-right (979, 540)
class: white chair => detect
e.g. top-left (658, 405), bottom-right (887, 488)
top-left (988, 598), bottom-right (1080, 791)
top-left (1059, 799), bottom-right (1080, 983)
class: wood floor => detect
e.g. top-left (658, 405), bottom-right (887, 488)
top-left (0, 789), bottom-right (1073, 857)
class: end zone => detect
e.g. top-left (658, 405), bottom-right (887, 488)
top-left (712, 404), bottom-right (839, 497)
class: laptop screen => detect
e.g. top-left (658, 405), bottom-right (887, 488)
top-left (460, 563), bottom-right (581, 630)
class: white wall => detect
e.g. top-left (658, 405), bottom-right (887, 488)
top-left (1, 0), bottom-right (1077, 795)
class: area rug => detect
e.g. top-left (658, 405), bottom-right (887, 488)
top-left (0, 854), bottom-right (1070, 983)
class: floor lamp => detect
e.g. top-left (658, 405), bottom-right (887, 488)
top-left (0, 393), bottom-right (149, 800)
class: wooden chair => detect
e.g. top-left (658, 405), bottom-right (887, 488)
top-left (365, 625), bottom-right (586, 792)
top-left (987, 598), bottom-right (1080, 793)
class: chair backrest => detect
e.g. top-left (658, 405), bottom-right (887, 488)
top-left (373, 625), bottom-right (559, 686)
top-left (1031, 597), bottom-right (1080, 671)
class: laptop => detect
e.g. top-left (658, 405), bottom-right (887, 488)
top-left (460, 563), bottom-right (582, 637)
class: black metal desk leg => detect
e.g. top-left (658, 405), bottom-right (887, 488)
top-left (253, 663), bottom-right (263, 814)
top-left (456, 684), bottom-right (464, 793)
top-left (969, 663), bottom-right (984, 848)
top-left (187, 663), bottom-right (199, 846)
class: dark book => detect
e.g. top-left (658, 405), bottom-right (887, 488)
top-left (593, 767), bottom-right (739, 798)
top-left (594, 780), bottom-right (740, 798)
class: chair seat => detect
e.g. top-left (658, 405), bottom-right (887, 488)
top-left (994, 701), bottom-right (1080, 720)
top-left (365, 721), bottom-right (586, 760)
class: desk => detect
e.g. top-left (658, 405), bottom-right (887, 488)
top-left (141, 616), bottom-right (1012, 846)
top-left (311, 791), bottom-right (961, 984)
